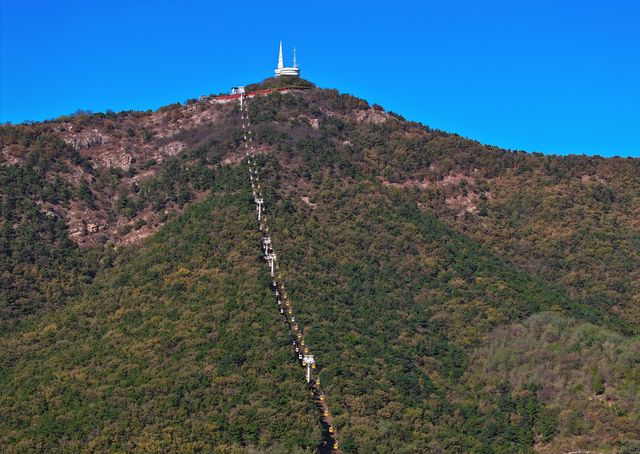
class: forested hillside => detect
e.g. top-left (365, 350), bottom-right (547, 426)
top-left (1, 78), bottom-right (638, 453)
top-left (1, 169), bottom-right (320, 453)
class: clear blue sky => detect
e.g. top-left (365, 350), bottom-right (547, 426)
top-left (1, 0), bottom-right (639, 157)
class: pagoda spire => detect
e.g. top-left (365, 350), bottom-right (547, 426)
top-left (293, 47), bottom-right (297, 68)
top-left (277, 40), bottom-right (284, 69)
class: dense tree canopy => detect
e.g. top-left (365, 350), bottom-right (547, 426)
top-left (1, 83), bottom-right (638, 452)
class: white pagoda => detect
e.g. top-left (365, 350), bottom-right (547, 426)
top-left (274, 40), bottom-right (300, 77)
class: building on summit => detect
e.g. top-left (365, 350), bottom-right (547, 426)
top-left (274, 40), bottom-right (300, 77)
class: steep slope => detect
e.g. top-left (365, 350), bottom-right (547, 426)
top-left (3, 81), bottom-right (639, 330)
top-left (0, 127), bottom-right (105, 323)
top-left (0, 170), bottom-right (320, 453)
top-left (240, 86), bottom-right (640, 332)
top-left (253, 155), bottom-right (639, 452)
top-left (0, 158), bottom-right (588, 453)
top-left (0, 100), bottom-right (241, 321)
top-left (1, 79), bottom-right (639, 453)
top-left (3, 147), bottom-right (637, 453)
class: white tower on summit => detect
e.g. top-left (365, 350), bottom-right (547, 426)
top-left (277, 40), bottom-right (284, 69)
top-left (275, 40), bottom-right (300, 77)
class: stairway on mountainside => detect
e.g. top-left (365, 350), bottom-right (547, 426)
top-left (238, 92), bottom-right (341, 453)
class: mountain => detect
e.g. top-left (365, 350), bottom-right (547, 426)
top-left (1, 77), bottom-right (638, 453)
